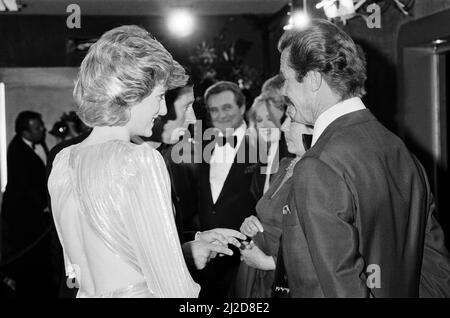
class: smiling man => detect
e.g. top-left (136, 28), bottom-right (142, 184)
top-left (196, 81), bottom-right (258, 298)
top-left (277, 19), bottom-right (450, 298)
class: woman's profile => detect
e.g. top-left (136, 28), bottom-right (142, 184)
top-left (48, 25), bottom-right (200, 297)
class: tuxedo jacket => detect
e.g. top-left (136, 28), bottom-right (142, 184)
top-left (282, 109), bottom-right (450, 297)
top-left (1, 135), bottom-right (49, 257)
top-left (159, 142), bottom-right (200, 243)
top-left (197, 135), bottom-right (258, 231)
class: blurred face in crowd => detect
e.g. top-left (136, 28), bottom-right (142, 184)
top-left (162, 86), bottom-right (196, 144)
top-left (128, 84), bottom-right (167, 137)
top-left (280, 49), bottom-right (315, 126)
top-left (265, 99), bottom-right (285, 127)
top-left (280, 116), bottom-right (313, 157)
top-left (207, 90), bottom-right (245, 136)
top-left (254, 103), bottom-right (280, 143)
top-left (23, 117), bottom-right (46, 144)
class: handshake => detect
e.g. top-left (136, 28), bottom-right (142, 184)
top-left (181, 228), bottom-right (248, 270)
top-left (182, 215), bottom-right (274, 271)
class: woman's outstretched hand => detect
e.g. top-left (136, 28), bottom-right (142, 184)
top-left (182, 240), bottom-right (233, 270)
top-left (239, 240), bottom-right (276, 271)
top-left (239, 215), bottom-right (264, 238)
top-left (196, 228), bottom-right (247, 249)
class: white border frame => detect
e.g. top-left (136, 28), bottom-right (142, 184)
top-left (0, 82), bottom-right (7, 192)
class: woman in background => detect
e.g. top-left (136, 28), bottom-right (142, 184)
top-left (234, 115), bottom-right (313, 298)
top-left (246, 94), bottom-right (291, 200)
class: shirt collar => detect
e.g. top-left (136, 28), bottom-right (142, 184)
top-left (217, 121), bottom-right (247, 137)
top-left (215, 121), bottom-right (247, 149)
top-left (312, 97), bottom-right (366, 147)
top-left (21, 137), bottom-right (34, 150)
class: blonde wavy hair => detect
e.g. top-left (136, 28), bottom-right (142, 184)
top-left (74, 25), bottom-right (188, 127)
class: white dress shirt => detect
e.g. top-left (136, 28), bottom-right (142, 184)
top-left (312, 97), bottom-right (366, 147)
top-left (22, 137), bottom-right (46, 164)
top-left (209, 122), bottom-right (247, 203)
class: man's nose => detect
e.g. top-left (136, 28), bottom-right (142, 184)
top-left (185, 106), bottom-right (196, 125)
top-left (280, 117), bottom-right (289, 132)
top-left (281, 81), bottom-right (288, 96)
top-left (217, 110), bottom-right (228, 121)
top-left (159, 99), bottom-right (167, 116)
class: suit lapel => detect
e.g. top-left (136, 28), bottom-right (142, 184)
top-left (17, 136), bottom-right (45, 167)
top-left (202, 160), bottom-right (214, 209)
top-left (213, 136), bottom-right (249, 206)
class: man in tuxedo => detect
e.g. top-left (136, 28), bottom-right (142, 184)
top-left (144, 79), bottom-right (200, 242)
top-left (277, 19), bottom-right (450, 297)
top-left (197, 81), bottom-right (259, 297)
top-left (1, 111), bottom-right (53, 297)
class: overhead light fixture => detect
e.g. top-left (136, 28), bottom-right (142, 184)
top-left (432, 39), bottom-right (447, 45)
top-left (316, 0), bottom-right (356, 19)
top-left (167, 9), bottom-right (195, 38)
top-left (0, 0), bottom-right (25, 12)
top-left (283, 10), bottom-right (310, 30)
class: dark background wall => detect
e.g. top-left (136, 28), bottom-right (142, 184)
top-left (0, 14), bottom-right (267, 71)
top-left (1, 0), bottom-right (450, 133)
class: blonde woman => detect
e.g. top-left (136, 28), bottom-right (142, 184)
top-left (234, 115), bottom-right (313, 297)
top-left (246, 94), bottom-right (291, 199)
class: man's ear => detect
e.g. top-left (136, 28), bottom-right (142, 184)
top-left (21, 130), bottom-right (31, 140)
top-left (306, 71), bottom-right (322, 92)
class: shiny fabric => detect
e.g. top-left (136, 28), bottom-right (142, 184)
top-left (234, 157), bottom-right (295, 298)
top-left (48, 140), bottom-right (200, 298)
top-left (77, 281), bottom-right (151, 298)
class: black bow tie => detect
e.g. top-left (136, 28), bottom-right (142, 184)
top-left (302, 134), bottom-right (313, 151)
top-left (216, 135), bottom-right (238, 148)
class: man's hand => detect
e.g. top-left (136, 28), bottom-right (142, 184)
top-left (196, 228), bottom-right (246, 249)
top-left (182, 240), bottom-right (234, 270)
top-left (240, 241), bottom-right (275, 271)
top-left (239, 216), bottom-right (264, 238)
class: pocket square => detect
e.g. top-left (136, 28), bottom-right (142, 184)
top-left (282, 205), bottom-right (291, 215)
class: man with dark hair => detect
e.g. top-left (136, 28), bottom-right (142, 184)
top-left (197, 81), bottom-right (259, 298)
top-left (145, 79), bottom-right (203, 243)
top-left (1, 111), bottom-right (53, 297)
top-left (277, 19), bottom-right (450, 297)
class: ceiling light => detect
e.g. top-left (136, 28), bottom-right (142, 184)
top-left (167, 9), bottom-right (195, 38)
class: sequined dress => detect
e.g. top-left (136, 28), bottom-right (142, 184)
top-left (48, 140), bottom-right (200, 298)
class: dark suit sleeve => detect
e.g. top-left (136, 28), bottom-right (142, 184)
top-left (418, 161), bottom-right (450, 297)
top-left (7, 144), bottom-right (47, 212)
top-left (292, 157), bottom-right (369, 297)
top-left (420, 199), bottom-right (450, 297)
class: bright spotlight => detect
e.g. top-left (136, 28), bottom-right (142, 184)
top-left (283, 10), bottom-right (310, 30)
top-left (167, 9), bottom-right (195, 38)
top-left (291, 11), bottom-right (310, 29)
